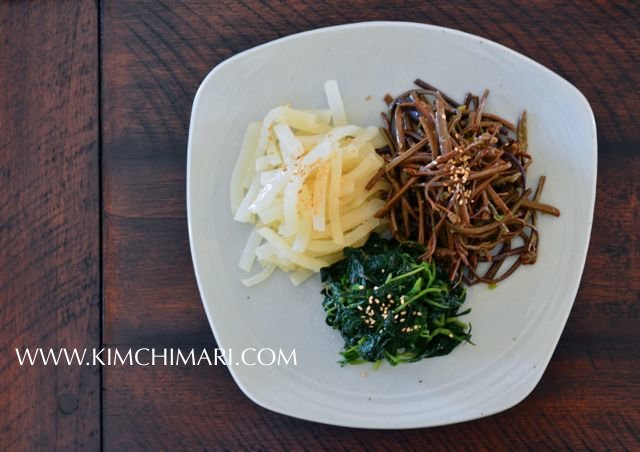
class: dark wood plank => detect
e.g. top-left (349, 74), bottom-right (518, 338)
top-left (0, 1), bottom-right (100, 450)
top-left (104, 216), bottom-right (207, 344)
top-left (102, 0), bottom-right (639, 449)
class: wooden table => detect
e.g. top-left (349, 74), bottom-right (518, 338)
top-left (2, 1), bottom-right (638, 449)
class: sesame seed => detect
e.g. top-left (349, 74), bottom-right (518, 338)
top-left (401, 311), bottom-right (406, 316)
top-left (400, 318), bottom-right (406, 323)
top-left (358, 285), bottom-right (365, 290)
top-left (386, 294), bottom-right (392, 299)
top-left (381, 269), bottom-right (386, 273)
top-left (374, 298), bottom-right (380, 304)
top-left (357, 306), bottom-right (363, 311)
top-left (417, 312), bottom-right (423, 316)
top-left (394, 314), bottom-right (399, 320)
top-left (373, 286), bottom-right (379, 291)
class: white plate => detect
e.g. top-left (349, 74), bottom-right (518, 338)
top-left (187, 22), bottom-right (597, 428)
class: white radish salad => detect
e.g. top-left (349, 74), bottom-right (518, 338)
top-left (230, 80), bottom-right (389, 286)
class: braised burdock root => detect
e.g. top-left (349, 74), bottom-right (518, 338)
top-left (369, 79), bottom-right (560, 285)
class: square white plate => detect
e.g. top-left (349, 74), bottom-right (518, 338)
top-left (187, 22), bottom-right (597, 428)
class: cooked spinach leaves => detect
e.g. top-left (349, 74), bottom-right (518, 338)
top-left (320, 234), bottom-right (472, 366)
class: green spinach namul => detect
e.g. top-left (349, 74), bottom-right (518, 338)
top-left (320, 234), bottom-right (472, 366)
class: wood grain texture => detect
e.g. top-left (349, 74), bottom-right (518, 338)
top-left (101, 0), bottom-right (639, 449)
top-left (0, 1), bottom-right (100, 450)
